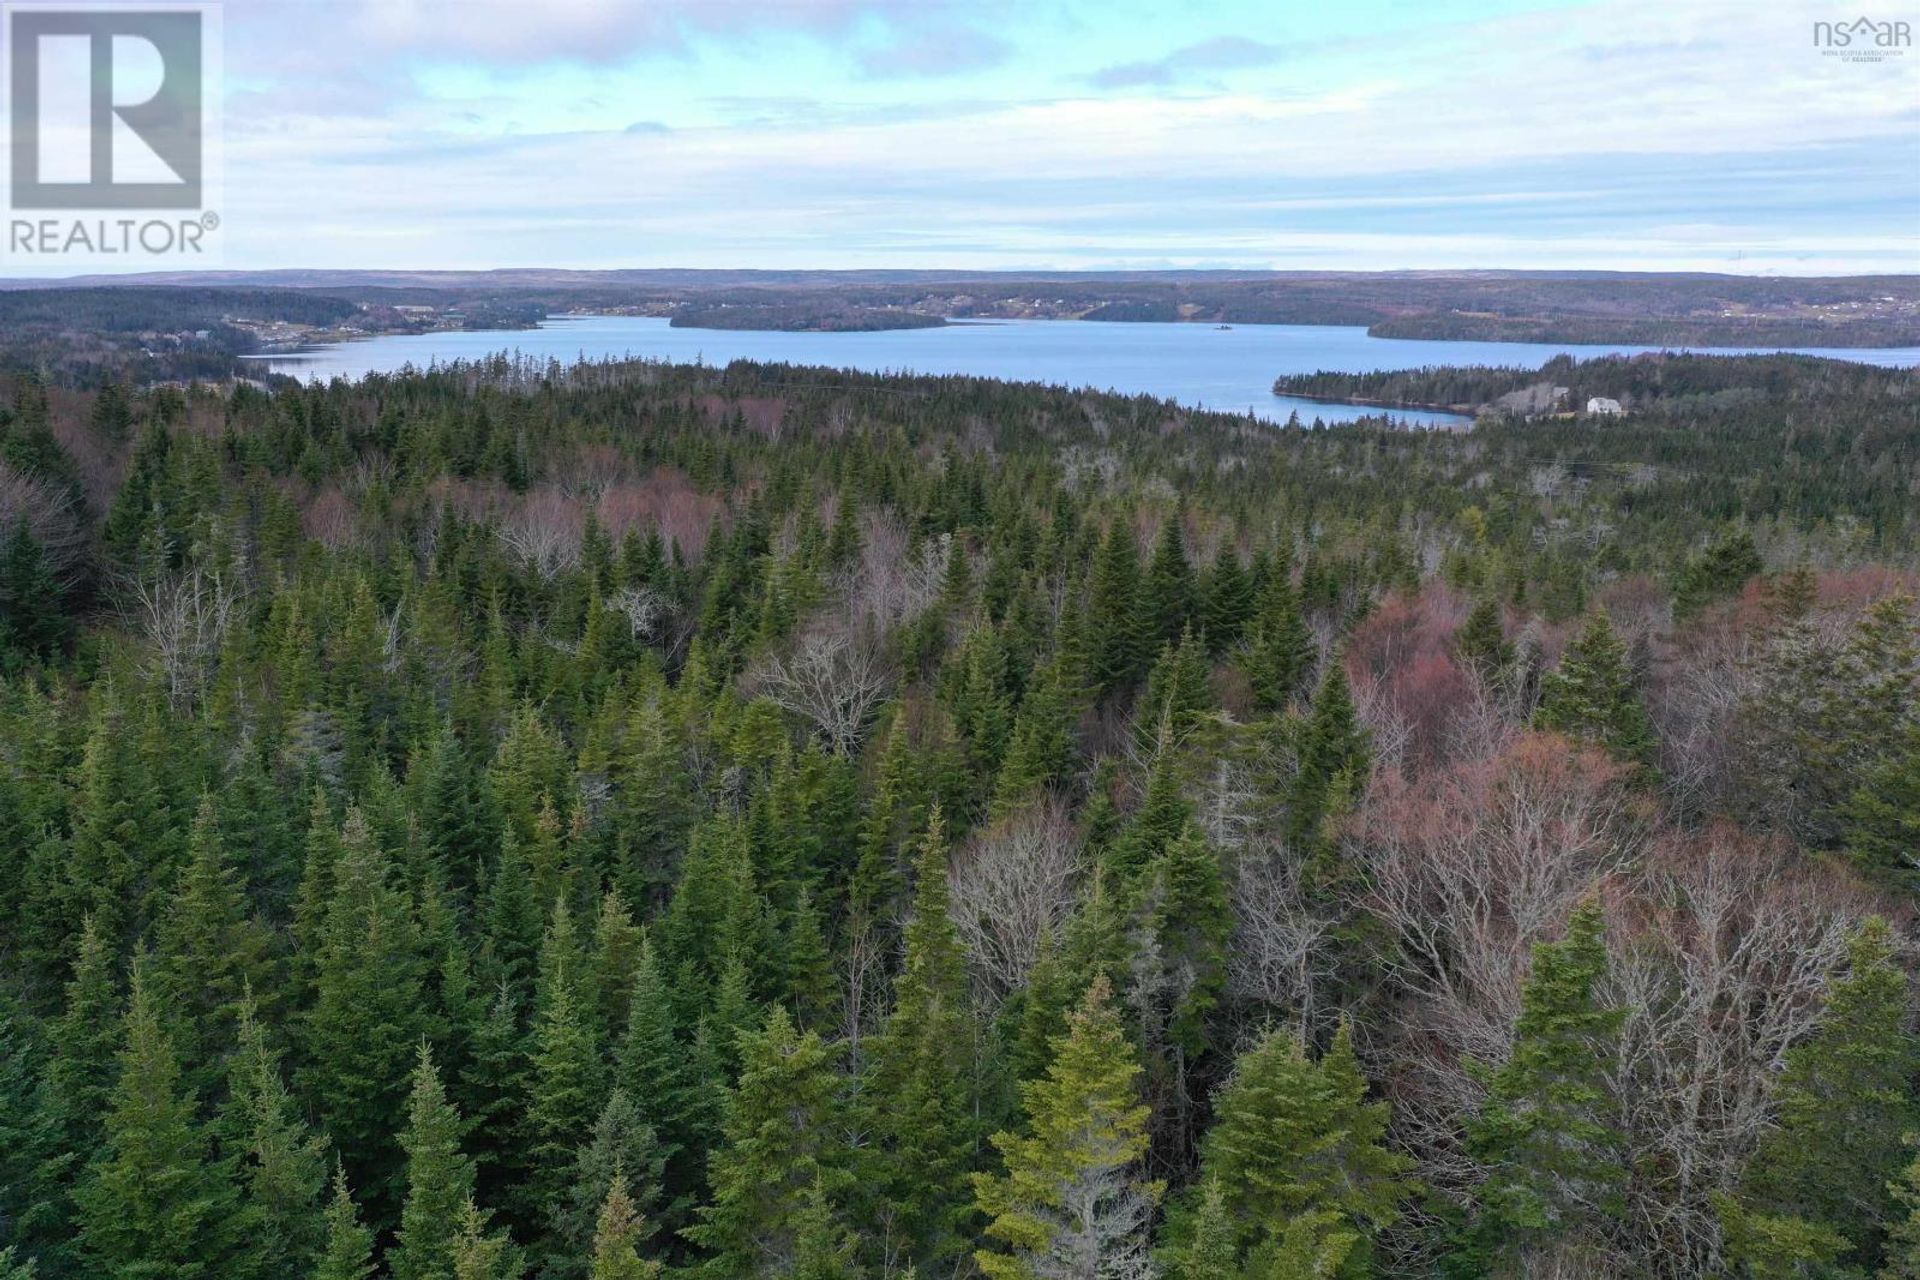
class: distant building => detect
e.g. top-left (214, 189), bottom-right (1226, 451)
top-left (1586, 396), bottom-right (1624, 416)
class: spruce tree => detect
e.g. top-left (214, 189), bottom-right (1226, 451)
top-left (1163, 1178), bottom-right (1241, 1280)
top-left (1106, 739), bottom-right (1192, 883)
top-left (1533, 608), bottom-right (1656, 768)
top-left (1014, 872), bottom-right (1134, 1086)
top-left (781, 887), bottom-right (837, 1032)
top-left (683, 1006), bottom-right (849, 1279)
top-left (522, 901), bottom-right (609, 1234)
top-left (1199, 544), bottom-right (1255, 652)
top-left (547, 1090), bottom-right (665, 1280)
top-left (45, 913), bottom-right (121, 1155)
top-left (76, 963), bottom-right (234, 1280)
top-left (1148, 822), bottom-right (1231, 1060)
top-left (299, 807), bottom-right (428, 1221)
top-left (1144, 512), bottom-right (1196, 649)
top-left (1088, 523), bottom-right (1148, 695)
top-left (1195, 1023), bottom-right (1412, 1276)
top-left (1245, 559), bottom-right (1314, 713)
top-left (1883, 1143), bottom-right (1920, 1280)
top-left (1455, 595), bottom-right (1512, 679)
top-left (0, 989), bottom-right (63, 1271)
top-left (861, 809), bottom-right (977, 1272)
top-left (223, 996), bottom-right (329, 1280)
top-left (1136, 626), bottom-right (1215, 755)
top-left (589, 1173), bottom-right (664, 1280)
top-left (391, 1045), bottom-right (478, 1280)
top-left (448, 1196), bottom-right (521, 1280)
top-left (1288, 659), bottom-right (1368, 851)
top-left (155, 794), bottom-right (274, 1089)
top-left (615, 940), bottom-right (704, 1224)
top-left (1728, 917), bottom-right (1918, 1274)
top-left (1463, 902), bottom-right (1624, 1275)
top-left (973, 977), bottom-right (1163, 1280)
top-left (1672, 526), bottom-right (1763, 621)
top-left (1848, 723), bottom-right (1920, 881)
top-left (313, 1165), bottom-right (376, 1280)
top-left (0, 519), bottom-right (68, 669)
top-left (991, 654), bottom-right (1077, 817)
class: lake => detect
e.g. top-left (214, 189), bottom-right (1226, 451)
top-left (250, 315), bottom-right (1920, 428)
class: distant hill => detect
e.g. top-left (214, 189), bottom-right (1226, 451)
top-left (3, 269), bottom-right (1917, 347)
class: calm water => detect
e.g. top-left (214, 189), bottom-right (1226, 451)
top-left (250, 315), bottom-right (1920, 428)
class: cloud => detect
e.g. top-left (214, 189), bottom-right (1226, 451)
top-left (127, 0), bottom-right (1920, 274)
top-left (856, 26), bottom-right (1012, 78)
top-left (345, 0), bottom-right (876, 64)
top-left (1088, 35), bottom-right (1286, 88)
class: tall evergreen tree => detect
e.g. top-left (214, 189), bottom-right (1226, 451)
top-left (1534, 609), bottom-right (1657, 768)
top-left (299, 808), bottom-right (429, 1221)
top-left (1143, 512), bottom-right (1196, 649)
top-left (589, 1173), bottom-right (664, 1280)
top-left (1193, 1023), bottom-right (1412, 1277)
top-left (1199, 544), bottom-right (1255, 652)
top-left (683, 1007), bottom-right (849, 1279)
top-left (1244, 557), bottom-right (1314, 713)
top-left (154, 795), bottom-right (274, 1089)
top-left (391, 1045), bottom-right (479, 1280)
top-left (313, 1165), bottom-right (376, 1280)
top-left (973, 977), bottom-right (1163, 1280)
top-left (223, 997), bottom-right (329, 1280)
top-left (1455, 595), bottom-right (1513, 679)
top-left (75, 964), bottom-right (234, 1280)
top-left (1288, 659), bottom-right (1368, 851)
top-left (45, 914), bottom-right (121, 1156)
top-left (615, 940), bottom-right (705, 1226)
top-left (1088, 523), bottom-right (1148, 695)
top-left (547, 1090), bottom-right (665, 1280)
top-left (861, 809), bottom-right (978, 1273)
top-left (0, 989), bottom-right (63, 1271)
top-left (521, 902), bottom-right (609, 1235)
top-left (1162, 1178), bottom-right (1240, 1280)
top-left (1461, 902), bottom-right (1624, 1277)
top-left (1726, 917), bottom-right (1919, 1275)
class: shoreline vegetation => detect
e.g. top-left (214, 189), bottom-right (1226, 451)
top-left (1272, 350), bottom-right (1905, 418)
top-left (667, 304), bottom-right (948, 332)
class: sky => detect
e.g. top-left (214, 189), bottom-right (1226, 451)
top-left (62, 0), bottom-right (1920, 272)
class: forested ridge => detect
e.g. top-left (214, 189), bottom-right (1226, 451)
top-left (0, 353), bottom-right (1918, 1279)
top-left (1275, 351), bottom-right (1920, 416)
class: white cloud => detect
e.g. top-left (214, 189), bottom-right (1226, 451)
top-left (167, 0), bottom-right (1920, 270)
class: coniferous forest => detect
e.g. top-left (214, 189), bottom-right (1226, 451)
top-left (1, 352), bottom-right (1918, 1280)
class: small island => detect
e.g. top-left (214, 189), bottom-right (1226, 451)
top-left (669, 303), bottom-right (947, 333)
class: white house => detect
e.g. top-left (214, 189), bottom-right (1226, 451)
top-left (1585, 396), bottom-right (1624, 416)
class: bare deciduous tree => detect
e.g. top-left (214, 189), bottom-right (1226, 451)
top-left (607, 585), bottom-right (671, 642)
top-left (844, 515), bottom-right (948, 627)
top-left (1606, 828), bottom-right (1866, 1277)
top-left (125, 566), bottom-right (243, 711)
top-left (951, 799), bottom-right (1081, 1001)
top-left (0, 460), bottom-right (86, 587)
top-left (1226, 838), bottom-right (1342, 1035)
top-left (748, 621), bottom-right (895, 756)
top-left (498, 488), bottom-right (583, 581)
top-left (1352, 732), bottom-right (1646, 1189)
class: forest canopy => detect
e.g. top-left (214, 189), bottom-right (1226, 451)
top-left (0, 350), bottom-right (1916, 1280)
